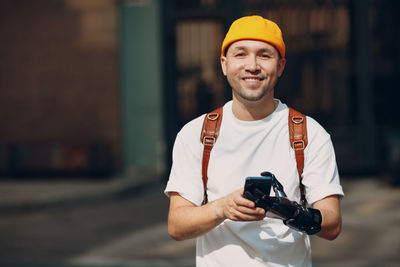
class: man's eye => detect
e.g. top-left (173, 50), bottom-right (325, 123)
top-left (261, 54), bottom-right (271, 58)
top-left (235, 53), bottom-right (245, 57)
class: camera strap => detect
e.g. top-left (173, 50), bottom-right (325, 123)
top-left (200, 106), bottom-right (307, 205)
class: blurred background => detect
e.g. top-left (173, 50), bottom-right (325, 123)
top-left (0, 0), bottom-right (399, 266)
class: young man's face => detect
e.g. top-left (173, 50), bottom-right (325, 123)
top-left (221, 40), bottom-right (286, 104)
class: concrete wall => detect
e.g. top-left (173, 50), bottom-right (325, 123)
top-left (119, 0), bottom-right (165, 175)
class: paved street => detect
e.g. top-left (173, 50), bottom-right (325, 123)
top-left (0, 176), bottom-right (399, 267)
top-left (311, 178), bottom-right (400, 267)
top-left (0, 180), bottom-right (182, 267)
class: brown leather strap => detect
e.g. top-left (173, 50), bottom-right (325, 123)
top-left (200, 106), bottom-right (223, 204)
top-left (200, 106), bottom-right (307, 206)
top-left (288, 108), bottom-right (308, 206)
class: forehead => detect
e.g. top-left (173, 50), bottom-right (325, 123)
top-left (228, 40), bottom-right (279, 55)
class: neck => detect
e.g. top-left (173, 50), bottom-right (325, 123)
top-left (232, 96), bottom-right (277, 121)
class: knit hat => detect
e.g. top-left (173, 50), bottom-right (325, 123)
top-left (221, 15), bottom-right (285, 58)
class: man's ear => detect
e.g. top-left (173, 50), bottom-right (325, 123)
top-left (277, 57), bottom-right (286, 77)
top-left (220, 56), bottom-right (227, 76)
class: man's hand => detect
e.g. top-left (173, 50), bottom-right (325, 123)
top-left (215, 188), bottom-right (266, 221)
top-left (168, 189), bottom-right (265, 241)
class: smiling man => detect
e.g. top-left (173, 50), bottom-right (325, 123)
top-left (165, 15), bottom-right (343, 267)
top-left (221, 39), bottom-right (285, 120)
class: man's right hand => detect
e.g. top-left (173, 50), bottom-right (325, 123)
top-left (168, 189), bottom-right (265, 241)
top-left (215, 188), bottom-right (266, 221)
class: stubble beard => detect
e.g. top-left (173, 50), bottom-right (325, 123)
top-left (230, 77), bottom-right (276, 103)
top-left (234, 88), bottom-right (269, 102)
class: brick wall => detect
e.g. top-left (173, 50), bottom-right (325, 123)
top-left (0, 0), bottom-right (121, 176)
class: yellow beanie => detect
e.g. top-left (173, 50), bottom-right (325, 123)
top-left (221, 15), bottom-right (285, 58)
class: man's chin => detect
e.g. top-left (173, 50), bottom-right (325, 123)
top-left (232, 87), bottom-right (273, 103)
top-left (237, 94), bottom-right (266, 103)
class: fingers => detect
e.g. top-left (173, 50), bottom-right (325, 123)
top-left (224, 202), bottom-right (265, 221)
top-left (220, 188), bottom-right (266, 221)
top-left (236, 190), bottom-right (256, 208)
top-left (230, 210), bottom-right (265, 221)
top-left (233, 206), bottom-right (266, 221)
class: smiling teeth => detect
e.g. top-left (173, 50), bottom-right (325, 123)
top-left (244, 78), bottom-right (260, 81)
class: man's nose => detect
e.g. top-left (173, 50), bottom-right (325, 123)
top-left (245, 55), bottom-right (260, 73)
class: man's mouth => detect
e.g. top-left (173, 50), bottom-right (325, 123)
top-left (242, 77), bottom-right (264, 82)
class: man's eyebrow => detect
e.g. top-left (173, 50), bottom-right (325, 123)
top-left (231, 46), bottom-right (275, 53)
top-left (259, 47), bottom-right (275, 53)
top-left (231, 46), bottom-right (246, 51)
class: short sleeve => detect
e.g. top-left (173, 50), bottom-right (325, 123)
top-left (302, 118), bottom-right (344, 204)
top-left (164, 120), bottom-right (205, 206)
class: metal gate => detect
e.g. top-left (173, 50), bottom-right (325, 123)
top-left (162, 0), bottom-right (399, 175)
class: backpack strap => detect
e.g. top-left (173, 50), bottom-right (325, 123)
top-left (288, 108), bottom-right (308, 206)
top-left (200, 106), bottom-right (308, 207)
top-left (200, 106), bottom-right (223, 205)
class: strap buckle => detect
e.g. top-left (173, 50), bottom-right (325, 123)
top-left (292, 140), bottom-right (305, 150)
top-left (203, 136), bottom-right (216, 146)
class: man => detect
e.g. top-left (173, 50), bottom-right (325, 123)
top-left (165, 15), bottom-right (343, 266)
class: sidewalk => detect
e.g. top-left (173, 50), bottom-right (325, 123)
top-left (0, 171), bottom-right (161, 214)
top-left (64, 176), bottom-right (400, 267)
top-left (1, 175), bottom-right (400, 266)
top-left (311, 177), bottom-right (400, 266)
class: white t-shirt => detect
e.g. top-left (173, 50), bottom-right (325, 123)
top-left (165, 100), bottom-right (344, 267)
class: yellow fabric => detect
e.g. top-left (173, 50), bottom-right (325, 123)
top-left (221, 15), bottom-right (285, 58)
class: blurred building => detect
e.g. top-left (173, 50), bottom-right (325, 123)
top-left (0, 0), bottom-right (399, 181)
